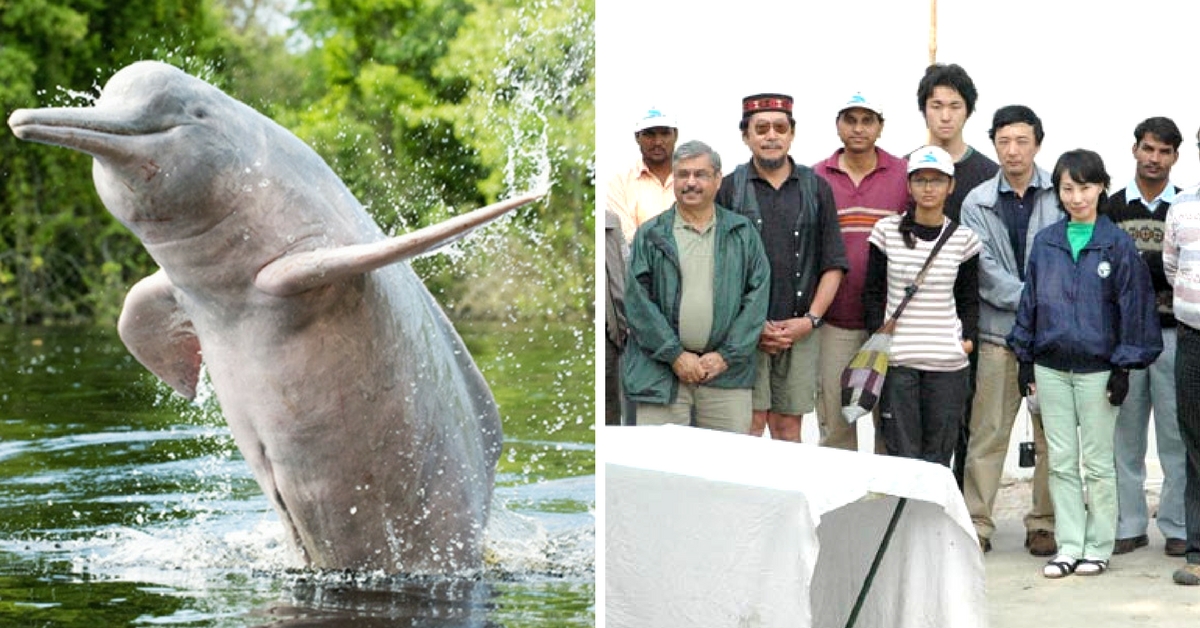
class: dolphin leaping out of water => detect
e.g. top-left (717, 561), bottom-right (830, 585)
top-left (8, 60), bottom-right (544, 574)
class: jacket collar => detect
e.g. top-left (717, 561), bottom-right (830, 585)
top-left (976, 165), bottom-right (1054, 211)
top-left (646, 204), bottom-right (745, 243)
top-left (1043, 214), bottom-right (1119, 252)
top-left (998, 166), bottom-right (1053, 194)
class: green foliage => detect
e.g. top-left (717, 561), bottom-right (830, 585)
top-left (280, 0), bottom-right (488, 237)
top-left (424, 0), bottom-right (595, 319)
top-left (2, 0), bottom-right (595, 323)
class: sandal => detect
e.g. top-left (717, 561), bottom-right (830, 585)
top-left (1075, 559), bottom-right (1108, 576)
top-left (1042, 555), bottom-right (1077, 579)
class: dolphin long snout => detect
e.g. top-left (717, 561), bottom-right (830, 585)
top-left (7, 105), bottom-right (174, 161)
top-left (7, 108), bottom-right (42, 140)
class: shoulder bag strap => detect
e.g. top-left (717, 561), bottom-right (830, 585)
top-left (882, 221), bottom-right (958, 330)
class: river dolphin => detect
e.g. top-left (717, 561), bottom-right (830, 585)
top-left (8, 60), bottom-right (543, 574)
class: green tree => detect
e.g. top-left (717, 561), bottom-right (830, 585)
top-left (272, 0), bottom-right (594, 319)
top-left (282, 0), bottom-right (486, 231)
top-left (433, 0), bottom-right (595, 318)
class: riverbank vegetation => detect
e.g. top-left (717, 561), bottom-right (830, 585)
top-left (0, 0), bottom-right (594, 325)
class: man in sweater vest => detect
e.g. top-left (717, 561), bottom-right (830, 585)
top-left (1107, 117), bottom-right (1188, 558)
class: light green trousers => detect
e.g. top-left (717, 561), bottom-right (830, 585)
top-left (1035, 365), bottom-right (1119, 560)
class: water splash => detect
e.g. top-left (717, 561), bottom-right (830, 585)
top-left (129, 365), bottom-right (593, 581)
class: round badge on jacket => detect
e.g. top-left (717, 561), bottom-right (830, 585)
top-left (1097, 261), bottom-right (1112, 278)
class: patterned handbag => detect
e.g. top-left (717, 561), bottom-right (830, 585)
top-left (840, 222), bottom-right (958, 423)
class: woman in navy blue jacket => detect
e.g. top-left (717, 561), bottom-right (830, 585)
top-left (1008, 149), bottom-right (1162, 579)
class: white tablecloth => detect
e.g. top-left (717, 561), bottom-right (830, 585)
top-left (604, 425), bottom-right (986, 628)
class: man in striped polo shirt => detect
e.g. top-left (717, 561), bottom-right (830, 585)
top-left (812, 92), bottom-right (909, 452)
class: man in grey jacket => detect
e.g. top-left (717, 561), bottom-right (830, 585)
top-left (960, 105), bottom-right (1061, 556)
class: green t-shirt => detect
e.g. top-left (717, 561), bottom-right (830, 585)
top-left (1067, 221), bottom-right (1095, 262)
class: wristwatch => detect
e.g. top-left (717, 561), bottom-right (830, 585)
top-left (805, 312), bottom-right (824, 329)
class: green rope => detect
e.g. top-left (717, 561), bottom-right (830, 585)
top-left (844, 497), bottom-right (908, 628)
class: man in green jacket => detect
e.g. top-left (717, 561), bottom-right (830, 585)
top-left (622, 140), bottom-right (770, 432)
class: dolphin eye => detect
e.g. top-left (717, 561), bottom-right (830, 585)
top-left (192, 107), bottom-right (208, 119)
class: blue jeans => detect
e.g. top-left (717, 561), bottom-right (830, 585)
top-left (1114, 328), bottom-right (1186, 540)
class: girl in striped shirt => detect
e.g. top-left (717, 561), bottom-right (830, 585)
top-left (863, 145), bottom-right (981, 465)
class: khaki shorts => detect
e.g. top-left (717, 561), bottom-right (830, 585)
top-left (753, 330), bottom-right (819, 416)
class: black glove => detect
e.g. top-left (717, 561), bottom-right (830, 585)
top-left (1107, 367), bottom-right (1129, 406)
top-left (1017, 361), bottom-right (1035, 397)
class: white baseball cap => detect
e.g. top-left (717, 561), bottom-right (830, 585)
top-left (907, 145), bottom-right (955, 177)
top-left (633, 107), bottom-right (677, 133)
top-left (838, 92), bottom-right (883, 117)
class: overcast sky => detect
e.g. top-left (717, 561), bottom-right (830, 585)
top-left (597, 0), bottom-right (1200, 197)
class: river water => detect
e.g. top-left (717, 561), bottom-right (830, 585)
top-left (0, 321), bottom-right (594, 626)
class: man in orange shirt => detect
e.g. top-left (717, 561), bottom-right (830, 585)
top-left (607, 107), bottom-right (678, 242)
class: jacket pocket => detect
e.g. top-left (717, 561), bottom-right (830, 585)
top-left (621, 347), bottom-right (676, 403)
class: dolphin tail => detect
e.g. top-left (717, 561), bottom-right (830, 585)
top-left (255, 191), bottom-right (544, 297)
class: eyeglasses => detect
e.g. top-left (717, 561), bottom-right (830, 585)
top-left (910, 177), bottom-right (951, 188)
top-left (675, 169), bottom-right (716, 182)
top-left (751, 121), bottom-right (793, 136)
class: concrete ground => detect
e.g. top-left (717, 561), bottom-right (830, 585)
top-left (987, 477), bottom-right (1198, 628)
top-left (797, 409), bottom-right (1200, 627)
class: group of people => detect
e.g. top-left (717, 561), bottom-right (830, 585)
top-left (602, 62), bottom-right (1200, 586)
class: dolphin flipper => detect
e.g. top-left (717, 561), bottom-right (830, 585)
top-left (118, 270), bottom-right (203, 399)
top-left (254, 191), bottom-right (544, 297)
